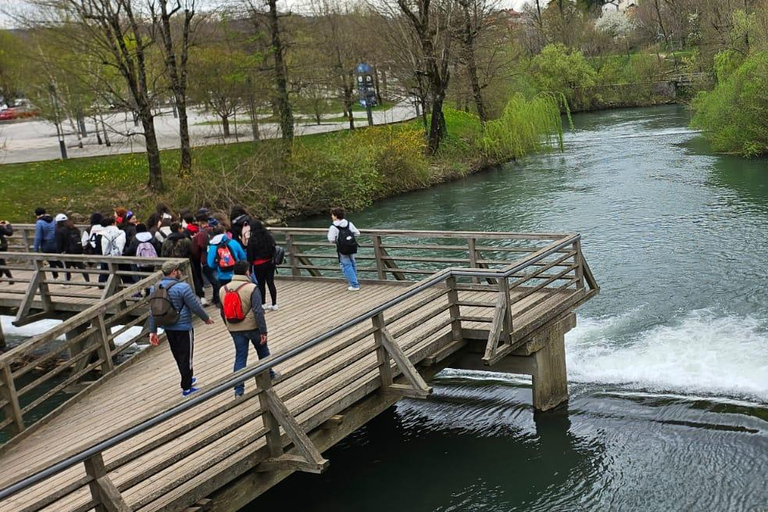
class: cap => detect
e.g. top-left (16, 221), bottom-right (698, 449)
top-left (54, 213), bottom-right (68, 222)
top-left (162, 260), bottom-right (181, 275)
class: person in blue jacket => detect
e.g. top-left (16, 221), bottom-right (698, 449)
top-left (148, 260), bottom-right (214, 397)
top-left (33, 207), bottom-right (62, 279)
top-left (206, 227), bottom-right (246, 287)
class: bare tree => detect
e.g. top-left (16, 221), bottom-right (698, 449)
top-left (22, 0), bottom-right (165, 190)
top-left (149, 0), bottom-right (197, 176)
top-left (394, 0), bottom-right (456, 155)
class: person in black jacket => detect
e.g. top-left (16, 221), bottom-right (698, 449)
top-left (247, 221), bottom-right (278, 310)
top-left (55, 215), bottom-right (89, 283)
top-left (0, 220), bottom-right (13, 284)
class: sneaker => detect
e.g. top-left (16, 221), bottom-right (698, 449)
top-left (191, 377), bottom-right (197, 386)
top-left (182, 386), bottom-right (200, 397)
top-left (234, 392), bottom-right (245, 400)
top-left (262, 303), bottom-right (270, 311)
top-left (348, 286), bottom-right (360, 292)
top-left (271, 304), bottom-right (279, 311)
top-left (200, 297), bottom-right (210, 306)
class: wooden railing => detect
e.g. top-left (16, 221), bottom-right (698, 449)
top-left (0, 256), bottom-right (190, 443)
top-left (268, 227), bottom-right (575, 282)
top-left (0, 233), bottom-right (598, 512)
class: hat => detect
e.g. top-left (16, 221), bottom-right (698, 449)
top-left (162, 260), bottom-right (181, 275)
top-left (54, 213), bottom-right (68, 222)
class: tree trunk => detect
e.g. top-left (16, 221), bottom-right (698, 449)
top-left (344, 85), bottom-right (355, 131)
top-left (267, 0), bottom-right (293, 141)
top-left (142, 115), bottom-right (163, 191)
top-left (221, 115), bottom-right (231, 137)
top-left (427, 96), bottom-right (445, 156)
top-left (247, 77), bottom-right (260, 141)
top-left (462, 3), bottom-right (486, 124)
top-left (177, 94), bottom-right (192, 172)
top-left (373, 65), bottom-right (383, 105)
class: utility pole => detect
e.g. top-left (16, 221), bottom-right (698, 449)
top-left (48, 83), bottom-right (67, 160)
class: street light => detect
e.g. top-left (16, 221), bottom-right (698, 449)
top-left (48, 83), bottom-right (67, 160)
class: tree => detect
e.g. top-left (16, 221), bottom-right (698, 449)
top-left (23, 0), bottom-right (165, 190)
top-left (149, 0), bottom-right (198, 177)
top-left (394, 0), bottom-right (456, 155)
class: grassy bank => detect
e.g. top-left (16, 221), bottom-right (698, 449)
top-left (0, 100), bottom-right (563, 224)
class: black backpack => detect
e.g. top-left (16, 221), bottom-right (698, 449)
top-left (68, 227), bottom-right (83, 255)
top-left (85, 230), bottom-right (102, 255)
top-left (150, 282), bottom-right (184, 326)
top-left (335, 222), bottom-right (358, 256)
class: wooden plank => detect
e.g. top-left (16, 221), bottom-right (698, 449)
top-left (263, 389), bottom-right (328, 472)
top-left (379, 327), bottom-right (431, 398)
top-left (83, 454), bottom-right (130, 512)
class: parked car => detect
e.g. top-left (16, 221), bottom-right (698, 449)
top-left (0, 100), bottom-right (40, 121)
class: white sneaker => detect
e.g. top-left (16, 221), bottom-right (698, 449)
top-left (200, 297), bottom-right (210, 306)
top-left (348, 286), bottom-right (360, 291)
top-left (262, 303), bottom-right (271, 311)
top-left (271, 304), bottom-right (279, 311)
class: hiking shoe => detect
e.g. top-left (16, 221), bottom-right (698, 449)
top-left (348, 286), bottom-right (360, 291)
top-left (182, 387), bottom-right (200, 397)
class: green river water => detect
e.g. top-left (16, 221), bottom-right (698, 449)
top-left (250, 105), bottom-right (768, 511)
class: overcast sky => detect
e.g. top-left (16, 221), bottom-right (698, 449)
top-left (0, 0), bottom-right (532, 28)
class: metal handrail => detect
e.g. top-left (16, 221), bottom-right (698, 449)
top-left (0, 234), bottom-right (582, 501)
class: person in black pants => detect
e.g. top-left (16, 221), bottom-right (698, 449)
top-left (247, 221), bottom-right (278, 310)
top-left (0, 220), bottom-right (13, 284)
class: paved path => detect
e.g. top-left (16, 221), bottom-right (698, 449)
top-left (0, 101), bottom-right (418, 165)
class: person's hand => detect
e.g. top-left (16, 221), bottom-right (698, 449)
top-left (260, 333), bottom-right (268, 345)
top-left (205, 318), bottom-right (215, 325)
top-left (149, 333), bottom-right (160, 346)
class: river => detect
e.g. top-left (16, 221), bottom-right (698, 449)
top-left (251, 106), bottom-right (768, 511)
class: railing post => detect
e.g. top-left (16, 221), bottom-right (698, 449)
top-left (255, 372), bottom-right (284, 459)
top-left (372, 235), bottom-right (386, 281)
top-left (285, 234), bottom-right (300, 277)
top-left (467, 237), bottom-right (478, 284)
top-left (100, 262), bottom-right (118, 300)
top-left (83, 452), bottom-right (131, 512)
top-left (96, 316), bottom-right (115, 374)
top-left (371, 313), bottom-right (393, 387)
top-left (500, 277), bottom-right (513, 339)
top-left (0, 363), bottom-right (24, 435)
top-left (21, 229), bottom-right (30, 252)
top-left (15, 258), bottom-right (53, 325)
top-left (573, 239), bottom-right (584, 289)
top-left (445, 276), bottom-right (463, 342)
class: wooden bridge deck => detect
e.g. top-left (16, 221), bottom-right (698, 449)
top-left (0, 228), bottom-right (598, 512)
top-left (0, 278), bottom-right (578, 512)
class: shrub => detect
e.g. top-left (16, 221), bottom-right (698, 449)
top-left (692, 51), bottom-right (768, 157)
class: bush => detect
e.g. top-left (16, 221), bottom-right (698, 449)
top-left (692, 51), bottom-right (768, 157)
top-left (531, 44), bottom-right (598, 111)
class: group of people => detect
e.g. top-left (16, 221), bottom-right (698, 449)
top-left (14, 203), bottom-right (364, 398)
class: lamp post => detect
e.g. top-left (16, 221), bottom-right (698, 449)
top-left (48, 83), bottom-right (67, 160)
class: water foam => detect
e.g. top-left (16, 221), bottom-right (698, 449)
top-left (567, 309), bottom-right (768, 402)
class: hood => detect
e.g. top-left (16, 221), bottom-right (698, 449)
top-left (333, 220), bottom-right (349, 228)
top-left (39, 215), bottom-right (53, 224)
top-left (135, 232), bottom-right (153, 243)
top-left (210, 233), bottom-right (229, 245)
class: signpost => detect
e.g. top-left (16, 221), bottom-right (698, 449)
top-left (356, 63), bottom-right (376, 126)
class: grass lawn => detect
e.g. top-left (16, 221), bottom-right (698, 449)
top-left (0, 119), bottom-right (424, 223)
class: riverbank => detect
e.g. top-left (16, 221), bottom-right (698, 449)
top-left (0, 103), bottom-right (561, 224)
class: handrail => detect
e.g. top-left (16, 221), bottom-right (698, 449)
top-left (0, 233), bottom-right (585, 501)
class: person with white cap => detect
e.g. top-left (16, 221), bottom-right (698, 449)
top-left (148, 260), bottom-right (214, 397)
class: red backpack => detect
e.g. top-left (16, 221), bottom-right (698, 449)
top-left (216, 240), bottom-right (236, 272)
top-left (222, 283), bottom-right (249, 323)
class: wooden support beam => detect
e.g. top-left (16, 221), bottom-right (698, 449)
top-left (379, 246), bottom-right (406, 281)
top-left (0, 363), bottom-right (24, 434)
top-left (378, 323), bottom-right (432, 399)
top-left (14, 259), bottom-right (53, 325)
top-left (100, 263), bottom-right (119, 301)
top-left (372, 313), bottom-right (393, 388)
top-left (372, 235), bottom-right (386, 280)
top-left (445, 276), bottom-right (463, 343)
top-left (255, 373), bottom-right (283, 459)
top-left (96, 315), bottom-right (115, 374)
top-left (83, 453), bottom-right (131, 512)
top-left (322, 415), bottom-right (344, 429)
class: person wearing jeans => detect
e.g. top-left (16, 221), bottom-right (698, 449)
top-left (327, 207), bottom-right (361, 291)
top-left (219, 261), bottom-right (275, 397)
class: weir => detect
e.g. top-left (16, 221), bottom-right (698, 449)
top-left (0, 227), bottom-right (597, 511)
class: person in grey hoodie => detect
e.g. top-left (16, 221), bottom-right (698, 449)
top-left (33, 207), bottom-right (61, 279)
top-left (149, 260), bottom-right (214, 397)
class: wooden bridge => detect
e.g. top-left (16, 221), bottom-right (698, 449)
top-left (0, 227), bottom-right (598, 512)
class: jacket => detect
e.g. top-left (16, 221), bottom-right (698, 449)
top-left (0, 223), bottom-right (12, 252)
top-left (82, 224), bottom-right (105, 254)
top-left (218, 275), bottom-right (268, 333)
top-left (101, 225), bottom-right (126, 256)
top-left (124, 231), bottom-right (160, 258)
top-left (34, 215), bottom-right (57, 253)
top-left (247, 231), bottom-right (276, 263)
top-left (121, 224), bottom-right (137, 248)
top-left (154, 225), bottom-right (173, 245)
top-left (148, 277), bottom-right (210, 333)
top-left (206, 233), bottom-right (246, 281)
top-left (56, 224), bottom-right (82, 254)
top-left (161, 232), bottom-right (193, 258)
top-left (191, 228), bottom-right (211, 263)
top-left (327, 220), bottom-right (360, 243)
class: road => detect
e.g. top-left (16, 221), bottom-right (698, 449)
top-left (0, 101), bottom-right (418, 165)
